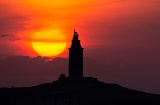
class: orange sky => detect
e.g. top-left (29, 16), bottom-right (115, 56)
top-left (0, 0), bottom-right (98, 57)
top-left (0, 0), bottom-right (160, 57)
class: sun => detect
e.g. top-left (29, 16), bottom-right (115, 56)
top-left (32, 30), bottom-right (67, 57)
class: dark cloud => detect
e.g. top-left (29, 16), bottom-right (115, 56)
top-left (0, 55), bottom-right (160, 94)
top-left (0, 34), bottom-right (13, 37)
top-left (0, 56), bottom-right (68, 87)
top-left (9, 37), bottom-right (26, 41)
top-left (0, 34), bottom-right (25, 41)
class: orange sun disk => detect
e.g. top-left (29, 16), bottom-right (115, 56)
top-left (32, 30), bottom-right (67, 57)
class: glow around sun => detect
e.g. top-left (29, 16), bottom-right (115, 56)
top-left (32, 30), bottom-right (67, 57)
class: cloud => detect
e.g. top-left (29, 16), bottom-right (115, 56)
top-left (0, 34), bottom-right (13, 38)
top-left (0, 3), bottom-right (29, 45)
top-left (0, 56), bottom-right (68, 87)
top-left (0, 55), bottom-right (160, 94)
top-left (9, 37), bottom-right (26, 41)
top-left (0, 34), bottom-right (25, 41)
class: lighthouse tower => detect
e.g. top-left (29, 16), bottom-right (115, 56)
top-left (69, 29), bottom-right (84, 79)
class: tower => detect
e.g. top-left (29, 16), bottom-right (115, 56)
top-left (69, 29), bottom-right (84, 79)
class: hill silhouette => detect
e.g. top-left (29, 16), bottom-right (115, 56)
top-left (0, 78), bottom-right (160, 105)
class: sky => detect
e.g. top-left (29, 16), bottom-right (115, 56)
top-left (0, 0), bottom-right (160, 94)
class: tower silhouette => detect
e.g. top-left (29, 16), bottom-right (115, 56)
top-left (69, 29), bottom-right (84, 79)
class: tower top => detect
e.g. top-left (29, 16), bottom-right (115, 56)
top-left (69, 29), bottom-right (82, 48)
top-left (74, 29), bottom-right (78, 36)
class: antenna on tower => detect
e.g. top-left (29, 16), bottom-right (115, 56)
top-left (74, 29), bottom-right (78, 36)
top-left (74, 29), bottom-right (76, 35)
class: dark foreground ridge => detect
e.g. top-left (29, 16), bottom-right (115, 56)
top-left (0, 77), bottom-right (160, 105)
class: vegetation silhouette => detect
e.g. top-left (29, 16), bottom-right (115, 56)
top-left (0, 30), bottom-right (160, 105)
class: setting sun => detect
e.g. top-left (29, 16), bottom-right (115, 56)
top-left (32, 30), bottom-right (67, 57)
